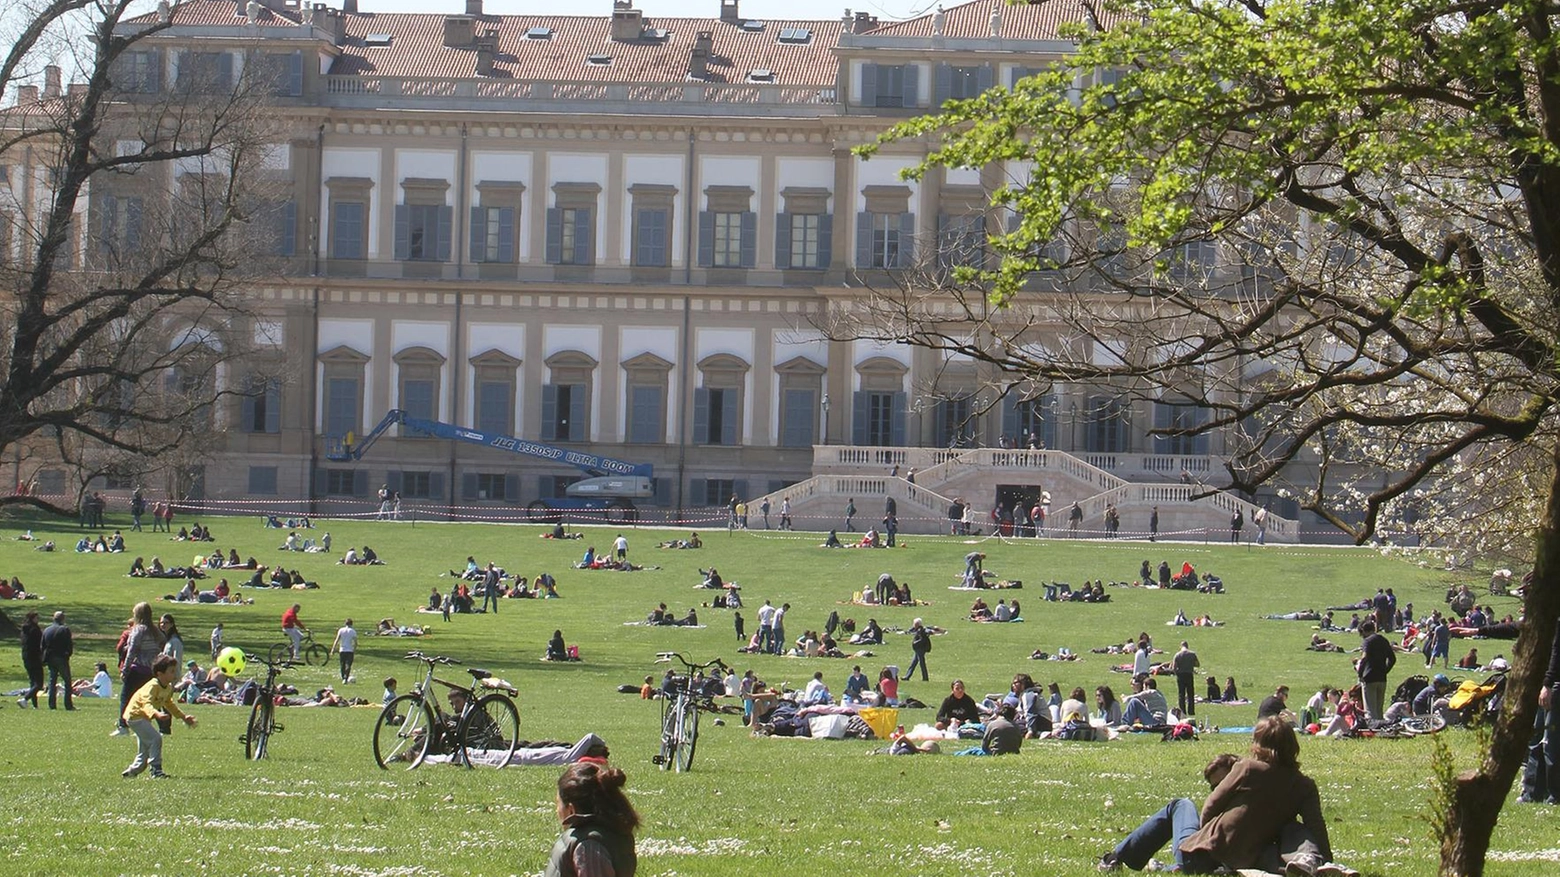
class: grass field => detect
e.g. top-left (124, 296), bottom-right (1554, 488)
top-left (0, 513), bottom-right (1551, 876)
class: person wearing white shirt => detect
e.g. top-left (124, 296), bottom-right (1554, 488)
top-left (803, 671), bottom-right (832, 705)
top-left (724, 670), bottom-right (739, 696)
top-left (756, 600), bottom-right (777, 654)
top-left (613, 534), bottom-right (629, 560)
top-left (994, 600), bottom-right (1013, 622)
top-left (1133, 642), bottom-right (1153, 677)
top-left (330, 618), bottom-right (359, 684)
top-left (771, 603), bottom-right (789, 655)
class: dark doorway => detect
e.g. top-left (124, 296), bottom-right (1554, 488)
top-left (995, 483), bottom-right (1040, 537)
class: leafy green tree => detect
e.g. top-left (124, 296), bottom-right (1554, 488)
top-left (855, 0), bottom-right (1560, 871)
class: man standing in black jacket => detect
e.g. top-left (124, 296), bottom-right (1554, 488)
top-left (41, 611), bottom-right (74, 710)
top-left (1522, 620), bottom-right (1560, 803)
top-left (1356, 620), bottom-right (1396, 722)
top-left (907, 618), bottom-right (932, 682)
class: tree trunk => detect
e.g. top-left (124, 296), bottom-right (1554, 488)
top-left (1439, 441), bottom-right (1560, 875)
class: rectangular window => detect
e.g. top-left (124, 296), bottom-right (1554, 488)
top-left (325, 469), bottom-right (357, 496)
top-left (560, 208), bottom-right (581, 264)
top-left (875, 64), bottom-right (906, 107)
top-left (694, 387), bottom-right (739, 445)
top-left (872, 213), bottom-right (901, 268)
top-left (948, 66), bottom-right (984, 100)
top-left (939, 214), bottom-right (984, 270)
top-left (475, 473), bottom-right (506, 500)
top-left (332, 201), bottom-right (365, 259)
top-left (780, 388), bottom-right (816, 447)
top-left (404, 204), bottom-right (442, 261)
top-left (480, 206), bottom-right (505, 262)
top-left (935, 397), bottom-right (974, 448)
top-left (867, 392), bottom-right (895, 445)
top-left (401, 471), bottom-right (433, 499)
top-left (543, 383), bottom-right (586, 441)
top-left (104, 471), bottom-right (135, 490)
top-left (635, 208), bottom-right (669, 267)
top-left (402, 379), bottom-right (435, 422)
top-left (324, 377), bottom-right (359, 438)
top-left (35, 470), bottom-right (66, 495)
top-left (704, 478), bottom-right (734, 507)
top-left (180, 52), bottom-right (233, 93)
top-left (628, 385), bottom-right (663, 444)
top-left (1154, 402), bottom-right (1210, 455)
top-left (248, 466), bottom-right (278, 495)
top-left (100, 195), bottom-right (144, 258)
top-left (242, 379), bottom-right (282, 434)
top-left (118, 50), bottom-right (161, 93)
top-left (712, 212), bottom-right (743, 267)
top-left (1085, 396), bottom-right (1127, 453)
top-left (1169, 239), bottom-right (1216, 282)
top-left (789, 214), bottom-right (820, 268)
top-left (476, 380), bottom-right (512, 435)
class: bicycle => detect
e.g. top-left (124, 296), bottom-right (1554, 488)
top-left (650, 652), bottom-right (730, 773)
top-left (239, 652), bottom-right (298, 760)
top-left (270, 628), bottom-right (327, 666)
top-left (372, 651), bottom-right (519, 770)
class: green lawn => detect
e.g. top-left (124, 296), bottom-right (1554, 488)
top-left (0, 514), bottom-right (1549, 876)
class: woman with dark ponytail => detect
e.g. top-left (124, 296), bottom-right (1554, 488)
top-left (545, 762), bottom-right (639, 877)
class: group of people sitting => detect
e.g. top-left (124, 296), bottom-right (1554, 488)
top-left (127, 556), bottom-right (207, 580)
top-left (576, 546), bottom-right (645, 571)
top-left (74, 531), bottom-right (126, 553)
top-left (166, 577), bottom-right (251, 605)
top-left (656, 532), bottom-right (702, 549)
top-left (968, 596), bottom-right (1022, 622)
top-left (1170, 609), bottom-right (1221, 627)
top-left (645, 603), bottom-right (700, 626)
top-left (262, 515), bottom-right (313, 529)
top-left (821, 528), bottom-right (886, 549)
top-left (1137, 559), bottom-right (1226, 593)
top-left (243, 566), bottom-right (317, 589)
top-left (278, 530), bottom-right (327, 552)
top-left (1044, 580), bottom-right (1110, 602)
top-left (541, 523), bottom-right (584, 540)
top-left (0, 576), bottom-right (37, 599)
top-left (173, 523), bottom-right (216, 542)
top-left (336, 545), bottom-right (382, 565)
top-left (858, 574), bottom-right (917, 606)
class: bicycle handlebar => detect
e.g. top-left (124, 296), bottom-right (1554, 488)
top-left (654, 652), bottom-right (730, 673)
top-left (244, 653), bottom-right (299, 670)
top-left (404, 650), bottom-right (461, 665)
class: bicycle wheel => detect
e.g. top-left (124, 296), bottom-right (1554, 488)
top-left (304, 642), bottom-right (328, 666)
top-left (657, 700), bottom-right (680, 770)
top-left (374, 694), bottom-right (435, 769)
top-left (458, 694), bottom-right (520, 768)
top-left (268, 642), bottom-right (291, 665)
top-left (245, 696), bottom-right (274, 760)
top-left (675, 700), bottom-right (699, 771)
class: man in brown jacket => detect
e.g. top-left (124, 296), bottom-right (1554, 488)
top-left (1099, 718), bottom-right (1336, 874)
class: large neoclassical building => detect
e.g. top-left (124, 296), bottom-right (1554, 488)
top-left (2, 0), bottom-right (1302, 538)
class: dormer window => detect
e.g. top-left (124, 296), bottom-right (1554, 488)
top-left (748, 69), bottom-right (774, 82)
top-left (363, 33), bottom-right (393, 46)
top-left (740, 20), bottom-right (765, 32)
top-left (525, 26), bottom-right (554, 40)
top-left (777, 27), bottom-right (811, 44)
top-left (587, 54), bottom-right (613, 66)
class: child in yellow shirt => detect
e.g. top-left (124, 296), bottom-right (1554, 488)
top-left (122, 654), bottom-right (198, 778)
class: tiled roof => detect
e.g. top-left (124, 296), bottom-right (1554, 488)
top-left (129, 0), bottom-right (303, 26)
top-left (864, 0), bottom-right (1120, 39)
top-left (331, 13), bottom-right (843, 84)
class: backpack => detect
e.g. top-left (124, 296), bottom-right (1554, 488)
top-left (1055, 718), bottom-right (1096, 741)
top-left (235, 680), bottom-right (259, 706)
top-left (1393, 675), bottom-right (1430, 704)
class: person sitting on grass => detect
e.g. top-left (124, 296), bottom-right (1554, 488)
top-left (936, 679), bottom-right (981, 730)
top-left (1120, 675), bottom-right (1169, 727)
top-left (982, 703), bottom-right (1024, 754)
top-left (822, 530), bottom-right (843, 548)
top-left (1308, 634), bottom-right (1344, 653)
top-left (545, 630), bottom-right (568, 662)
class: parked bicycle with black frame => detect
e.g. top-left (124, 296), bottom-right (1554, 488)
top-left (239, 652), bottom-right (297, 760)
top-left (651, 652), bottom-right (730, 772)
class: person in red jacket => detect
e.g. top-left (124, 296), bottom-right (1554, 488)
top-left (281, 603), bottom-right (308, 660)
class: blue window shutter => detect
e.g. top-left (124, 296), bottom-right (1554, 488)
top-left (567, 385), bottom-right (586, 440)
top-left (462, 472), bottom-right (479, 499)
top-left (353, 469), bottom-right (369, 496)
top-left (469, 206), bottom-right (487, 261)
top-left (817, 213), bottom-right (833, 267)
top-left (774, 212), bottom-right (792, 270)
top-left (545, 207), bottom-right (562, 263)
top-left (852, 391), bottom-right (870, 445)
top-left (572, 208), bottom-right (592, 265)
top-left (264, 381), bottom-right (281, 433)
top-left (936, 213), bottom-right (950, 268)
top-left (428, 472), bottom-right (445, 501)
top-left (720, 390), bottom-right (738, 445)
top-left (285, 51), bottom-right (303, 95)
top-left (504, 473), bottom-right (520, 502)
top-left (540, 385), bottom-right (558, 441)
top-left (897, 212), bottom-right (916, 267)
top-left (497, 208), bottom-right (514, 262)
top-left (393, 205), bottom-right (410, 260)
top-left (217, 52), bottom-right (235, 90)
top-left (890, 392), bottom-right (907, 445)
top-left (385, 470), bottom-right (402, 494)
top-left (313, 467), bottom-right (328, 496)
top-left (690, 478), bottom-right (706, 506)
top-left (100, 195), bottom-right (116, 255)
top-left (124, 198), bottom-right (143, 250)
top-left (740, 211), bottom-right (757, 268)
top-left (976, 66), bottom-right (994, 92)
top-left (860, 62), bottom-right (877, 105)
top-left (1010, 66), bottom-right (1031, 89)
top-left (901, 64), bottom-right (920, 106)
top-left (693, 388), bottom-right (710, 443)
top-left (1040, 396), bottom-right (1058, 449)
top-left (935, 63), bottom-right (953, 105)
top-left (241, 393), bottom-right (258, 432)
top-left (149, 49), bottom-right (164, 92)
top-left (733, 480), bottom-right (748, 500)
top-left (855, 211), bottom-right (873, 267)
top-left (278, 201), bottom-right (296, 256)
top-left (697, 211), bottom-right (714, 267)
top-left (652, 476), bottom-right (672, 507)
top-left (1002, 394), bottom-right (1018, 438)
top-left (436, 206), bottom-right (452, 261)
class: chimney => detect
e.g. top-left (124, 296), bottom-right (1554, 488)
top-left (43, 65), bottom-right (62, 99)
top-left (343, 0), bottom-right (357, 12)
top-left (720, 0), bottom-right (739, 23)
top-left (611, 1), bottom-right (644, 41)
top-left (475, 28), bottom-right (498, 74)
top-left (309, 3), bottom-right (345, 43)
top-left (68, 83), bottom-right (89, 99)
top-left (444, 14), bottom-right (475, 48)
top-left (465, 0), bottom-right (482, 15)
top-left (689, 30), bottom-right (713, 78)
top-left (852, 11), bottom-right (878, 34)
top-left (157, 0), bottom-right (171, 23)
top-left (18, 85), bottom-right (39, 105)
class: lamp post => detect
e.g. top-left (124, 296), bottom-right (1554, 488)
top-left (821, 392), bottom-right (830, 446)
